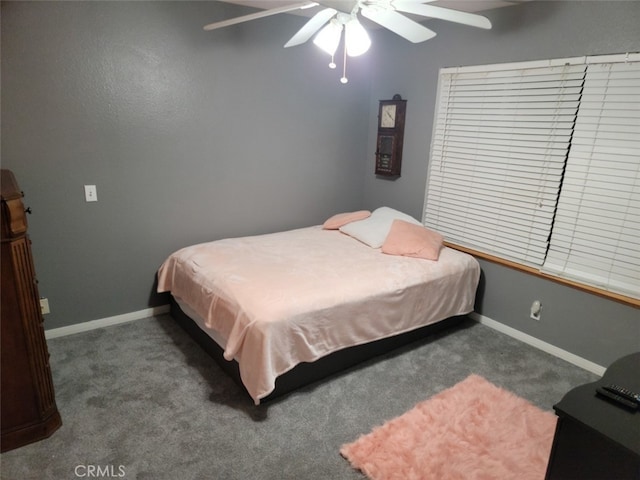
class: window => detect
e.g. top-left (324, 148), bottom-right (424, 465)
top-left (424, 53), bottom-right (640, 303)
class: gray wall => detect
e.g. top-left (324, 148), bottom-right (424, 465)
top-left (2, 1), bottom-right (371, 328)
top-left (363, 0), bottom-right (640, 367)
top-left (2, 1), bottom-right (638, 368)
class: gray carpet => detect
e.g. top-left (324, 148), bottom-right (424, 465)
top-left (0, 315), bottom-right (598, 480)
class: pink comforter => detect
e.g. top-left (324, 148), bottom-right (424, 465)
top-left (157, 226), bottom-right (480, 404)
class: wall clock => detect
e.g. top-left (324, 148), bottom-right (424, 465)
top-left (375, 94), bottom-right (406, 178)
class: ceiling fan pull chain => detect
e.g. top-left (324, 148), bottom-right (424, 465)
top-left (340, 40), bottom-right (348, 84)
top-left (329, 53), bottom-right (336, 69)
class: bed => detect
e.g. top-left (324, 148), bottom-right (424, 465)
top-left (157, 207), bottom-right (480, 404)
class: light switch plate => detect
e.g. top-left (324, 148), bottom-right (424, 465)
top-left (84, 185), bottom-right (98, 202)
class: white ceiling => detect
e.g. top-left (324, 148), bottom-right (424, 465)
top-left (220, 0), bottom-right (529, 18)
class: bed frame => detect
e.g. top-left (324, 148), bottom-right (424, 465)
top-left (169, 296), bottom-right (466, 403)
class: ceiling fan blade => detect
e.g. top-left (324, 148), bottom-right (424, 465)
top-left (204, 1), bottom-right (319, 31)
top-left (393, 2), bottom-right (492, 30)
top-left (284, 7), bottom-right (338, 47)
top-left (360, 7), bottom-right (436, 43)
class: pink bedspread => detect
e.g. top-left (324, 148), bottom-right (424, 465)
top-left (157, 226), bottom-right (480, 404)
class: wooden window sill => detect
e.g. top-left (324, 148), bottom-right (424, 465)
top-left (444, 242), bottom-right (640, 309)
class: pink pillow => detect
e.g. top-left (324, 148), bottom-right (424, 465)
top-left (382, 220), bottom-right (444, 260)
top-left (323, 210), bottom-right (371, 230)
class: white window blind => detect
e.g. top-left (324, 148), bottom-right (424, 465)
top-left (542, 60), bottom-right (640, 298)
top-left (424, 62), bottom-right (586, 266)
top-left (424, 53), bottom-right (640, 301)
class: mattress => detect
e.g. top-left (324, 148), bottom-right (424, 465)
top-left (157, 226), bottom-right (480, 404)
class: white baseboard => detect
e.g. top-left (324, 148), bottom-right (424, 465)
top-left (44, 305), bottom-right (170, 339)
top-left (469, 312), bottom-right (606, 377)
top-left (44, 306), bottom-right (606, 376)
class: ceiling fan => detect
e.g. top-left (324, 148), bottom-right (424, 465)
top-left (204, 1), bottom-right (492, 82)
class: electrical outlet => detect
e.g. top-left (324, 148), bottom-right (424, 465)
top-left (40, 298), bottom-right (50, 315)
top-left (530, 300), bottom-right (542, 320)
top-left (84, 185), bottom-right (98, 202)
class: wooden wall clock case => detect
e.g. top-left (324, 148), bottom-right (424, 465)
top-left (1, 169), bottom-right (61, 452)
top-left (375, 94), bottom-right (407, 178)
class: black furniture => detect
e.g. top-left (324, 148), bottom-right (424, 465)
top-left (545, 352), bottom-right (640, 479)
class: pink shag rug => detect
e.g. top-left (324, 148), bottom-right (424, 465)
top-left (341, 374), bottom-right (557, 480)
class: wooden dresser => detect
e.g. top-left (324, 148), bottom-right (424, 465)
top-left (1, 169), bottom-right (61, 452)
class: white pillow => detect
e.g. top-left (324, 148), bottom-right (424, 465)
top-left (339, 206), bottom-right (422, 248)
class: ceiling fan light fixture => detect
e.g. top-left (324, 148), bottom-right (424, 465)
top-left (345, 18), bottom-right (371, 57)
top-left (313, 20), bottom-right (343, 56)
top-left (204, 0), bottom-right (495, 84)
